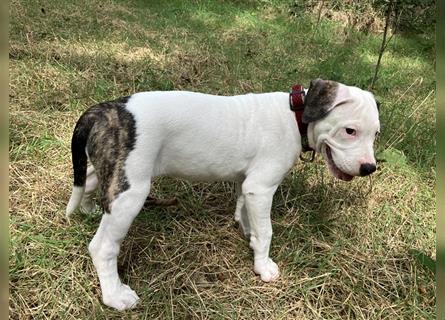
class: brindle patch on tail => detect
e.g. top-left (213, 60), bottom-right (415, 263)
top-left (84, 96), bottom-right (137, 213)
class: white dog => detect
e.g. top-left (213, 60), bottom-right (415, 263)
top-left (66, 79), bottom-right (380, 310)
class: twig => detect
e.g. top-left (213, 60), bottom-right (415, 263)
top-left (370, 0), bottom-right (395, 90)
top-left (316, 0), bottom-right (325, 26)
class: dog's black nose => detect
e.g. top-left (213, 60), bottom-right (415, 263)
top-left (360, 163), bottom-right (376, 176)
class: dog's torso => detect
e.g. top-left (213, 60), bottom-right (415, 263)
top-left (127, 91), bottom-right (302, 182)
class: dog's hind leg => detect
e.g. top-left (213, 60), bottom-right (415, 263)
top-left (234, 182), bottom-right (250, 238)
top-left (80, 165), bottom-right (99, 214)
top-left (88, 177), bottom-right (151, 311)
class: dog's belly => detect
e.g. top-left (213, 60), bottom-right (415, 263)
top-left (152, 120), bottom-right (258, 181)
top-left (160, 163), bottom-right (246, 182)
top-left (154, 143), bottom-right (253, 182)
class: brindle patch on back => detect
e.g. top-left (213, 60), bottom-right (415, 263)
top-left (83, 96), bottom-right (137, 213)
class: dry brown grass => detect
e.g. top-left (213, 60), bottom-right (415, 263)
top-left (9, 0), bottom-right (435, 319)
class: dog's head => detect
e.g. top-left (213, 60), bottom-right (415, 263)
top-left (304, 79), bottom-right (380, 181)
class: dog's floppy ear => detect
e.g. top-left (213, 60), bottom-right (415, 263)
top-left (302, 78), bottom-right (350, 123)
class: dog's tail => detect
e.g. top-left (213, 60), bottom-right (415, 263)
top-left (66, 111), bottom-right (96, 218)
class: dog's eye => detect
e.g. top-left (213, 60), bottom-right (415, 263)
top-left (345, 128), bottom-right (356, 136)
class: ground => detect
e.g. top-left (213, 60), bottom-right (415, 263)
top-left (9, 0), bottom-right (435, 319)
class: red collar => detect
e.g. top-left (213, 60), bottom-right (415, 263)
top-left (289, 85), bottom-right (313, 152)
top-left (289, 85), bottom-right (306, 134)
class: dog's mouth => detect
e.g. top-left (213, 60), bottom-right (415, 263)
top-left (323, 144), bottom-right (354, 182)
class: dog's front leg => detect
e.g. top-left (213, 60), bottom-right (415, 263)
top-left (242, 179), bottom-right (279, 282)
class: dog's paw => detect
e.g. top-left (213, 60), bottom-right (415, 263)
top-left (254, 258), bottom-right (279, 282)
top-left (102, 284), bottom-right (140, 311)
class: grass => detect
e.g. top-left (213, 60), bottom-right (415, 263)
top-left (9, 0), bottom-right (435, 319)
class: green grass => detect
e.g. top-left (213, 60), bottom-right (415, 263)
top-left (9, 0), bottom-right (435, 319)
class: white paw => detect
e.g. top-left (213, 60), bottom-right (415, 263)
top-left (254, 258), bottom-right (279, 282)
top-left (103, 284), bottom-right (140, 311)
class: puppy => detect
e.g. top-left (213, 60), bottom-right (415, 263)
top-left (66, 79), bottom-right (380, 310)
